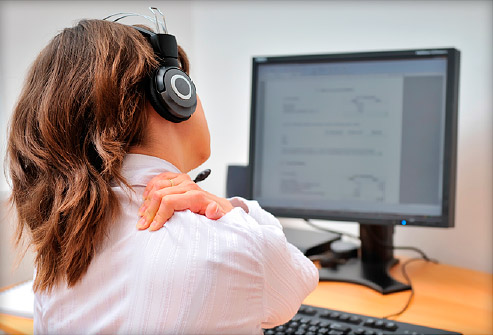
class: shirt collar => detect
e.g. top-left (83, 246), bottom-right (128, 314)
top-left (121, 153), bottom-right (182, 187)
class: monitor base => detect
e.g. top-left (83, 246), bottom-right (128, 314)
top-left (318, 257), bottom-right (411, 294)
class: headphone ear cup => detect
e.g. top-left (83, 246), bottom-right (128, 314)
top-left (147, 72), bottom-right (186, 123)
top-left (148, 67), bottom-right (197, 123)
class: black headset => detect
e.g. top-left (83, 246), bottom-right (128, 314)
top-left (104, 9), bottom-right (197, 123)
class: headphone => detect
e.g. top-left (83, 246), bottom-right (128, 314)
top-left (104, 8), bottom-right (197, 123)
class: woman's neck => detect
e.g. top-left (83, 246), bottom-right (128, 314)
top-left (128, 139), bottom-right (187, 173)
top-left (129, 103), bottom-right (209, 173)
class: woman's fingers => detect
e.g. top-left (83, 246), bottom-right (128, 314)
top-left (137, 172), bottom-right (235, 232)
top-left (138, 183), bottom-right (194, 229)
top-left (139, 173), bottom-right (195, 217)
top-left (147, 191), bottom-right (226, 231)
top-left (139, 179), bottom-right (199, 215)
top-left (205, 202), bottom-right (222, 220)
top-left (143, 172), bottom-right (186, 200)
top-left (143, 172), bottom-right (175, 199)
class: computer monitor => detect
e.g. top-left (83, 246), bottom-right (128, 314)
top-left (249, 48), bottom-right (460, 294)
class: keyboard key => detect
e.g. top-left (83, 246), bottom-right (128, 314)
top-left (308, 325), bottom-right (320, 332)
top-left (305, 307), bottom-right (317, 315)
top-left (299, 306), bottom-right (317, 315)
top-left (263, 305), bottom-right (459, 335)
top-left (354, 328), bottom-right (366, 335)
top-left (299, 324), bottom-right (309, 331)
top-left (330, 323), bottom-right (351, 333)
top-left (290, 321), bottom-right (299, 328)
top-left (384, 322), bottom-right (397, 331)
top-left (348, 316), bottom-right (362, 325)
top-left (374, 320), bottom-right (385, 329)
top-left (330, 312), bottom-right (341, 319)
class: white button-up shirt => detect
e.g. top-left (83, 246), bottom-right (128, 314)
top-left (34, 153), bottom-right (319, 334)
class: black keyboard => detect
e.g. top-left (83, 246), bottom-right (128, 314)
top-left (263, 305), bottom-right (461, 335)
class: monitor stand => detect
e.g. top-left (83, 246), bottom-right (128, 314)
top-left (318, 223), bottom-right (411, 294)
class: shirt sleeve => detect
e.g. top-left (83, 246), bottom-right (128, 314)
top-left (230, 197), bottom-right (320, 328)
top-left (229, 197), bottom-right (281, 229)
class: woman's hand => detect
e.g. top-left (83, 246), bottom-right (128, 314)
top-left (136, 172), bottom-right (234, 231)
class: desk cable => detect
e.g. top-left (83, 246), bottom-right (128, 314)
top-left (302, 219), bottom-right (439, 319)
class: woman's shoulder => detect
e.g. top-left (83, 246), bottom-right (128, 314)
top-left (168, 207), bottom-right (265, 243)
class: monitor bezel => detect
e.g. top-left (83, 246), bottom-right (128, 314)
top-left (248, 48), bottom-right (460, 228)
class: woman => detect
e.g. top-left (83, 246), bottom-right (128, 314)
top-left (7, 18), bottom-right (318, 334)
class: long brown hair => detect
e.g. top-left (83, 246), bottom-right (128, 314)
top-left (6, 19), bottom-right (190, 292)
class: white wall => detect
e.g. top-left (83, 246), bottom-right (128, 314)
top-left (0, 0), bottom-right (491, 281)
top-left (188, 0), bottom-right (493, 274)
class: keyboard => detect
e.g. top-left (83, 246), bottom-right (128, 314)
top-left (263, 305), bottom-right (461, 335)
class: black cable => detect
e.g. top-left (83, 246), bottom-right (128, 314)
top-left (382, 257), bottom-right (438, 319)
top-left (393, 246), bottom-right (435, 262)
top-left (303, 218), bottom-right (437, 261)
top-left (303, 218), bottom-right (440, 318)
top-left (366, 227), bottom-right (436, 262)
top-left (303, 218), bottom-right (359, 240)
top-left (382, 258), bottom-right (418, 319)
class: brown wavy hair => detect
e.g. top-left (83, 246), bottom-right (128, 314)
top-left (6, 19), bottom-right (190, 292)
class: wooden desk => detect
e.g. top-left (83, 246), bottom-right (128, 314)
top-left (1, 259), bottom-right (492, 335)
top-left (305, 259), bottom-right (493, 335)
top-left (0, 281), bottom-right (33, 335)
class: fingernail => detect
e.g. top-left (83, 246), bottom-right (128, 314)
top-left (149, 221), bottom-right (159, 230)
top-left (136, 217), bottom-right (145, 228)
top-left (143, 191), bottom-right (148, 199)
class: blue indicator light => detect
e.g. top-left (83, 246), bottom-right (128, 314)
top-left (401, 220), bottom-right (407, 225)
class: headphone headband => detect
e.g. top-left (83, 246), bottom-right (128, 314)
top-left (103, 7), bottom-right (197, 123)
top-left (103, 7), bottom-right (168, 33)
top-left (132, 26), bottom-right (179, 68)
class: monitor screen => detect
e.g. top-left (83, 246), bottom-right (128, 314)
top-left (249, 49), bottom-right (459, 227)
